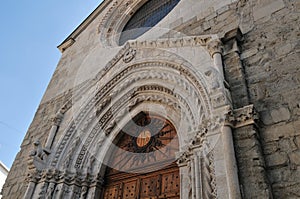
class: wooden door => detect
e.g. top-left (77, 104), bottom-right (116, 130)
top-left (102, 113), bottom-right (180, 199)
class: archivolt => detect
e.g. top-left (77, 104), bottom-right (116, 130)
top-left (50, 59), bottom-right (213, 172)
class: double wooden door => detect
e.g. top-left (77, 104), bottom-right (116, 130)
top-left (103, 164), bottom-right (180, 199)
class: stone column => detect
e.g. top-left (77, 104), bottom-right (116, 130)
top-left (45, 112), bottom-right (64, 150)
top-left (231, 105), bottom-right (273, 198)
top-left (207, 39), bottom-right (224, 79)
top-left (193, 149), bottom-right (202, 199)
top-left (23, 181), bottom-right (36, 199)
top-left (87, 175), bottom-right (104, 199)
top-left (222, 124), bottom-right (241, 199)
top-left (176, 151), bottom-right (193, 199)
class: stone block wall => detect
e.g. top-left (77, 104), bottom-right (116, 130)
top-left (170, 0), bottom-right (300, 198)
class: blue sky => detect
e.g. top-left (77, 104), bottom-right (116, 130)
top-left (0, 1), bottom-right (102, 168)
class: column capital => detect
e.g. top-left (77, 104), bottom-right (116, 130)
top-left (52, 112), bottom-right (64, 126)
top-left (224, 105), bottom-right (259, 128)
top-left (207, 39), bottom-right (224, 57)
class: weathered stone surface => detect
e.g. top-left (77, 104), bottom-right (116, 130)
top-left (289, 150), bottom-right (300, 166)
top-left (253, 0), bottom-right (285, 21)
top-left (262, 122), bottom-right (295, 142)
top-left (270, 107), bottom-right (291, 123)
top-left (3, 0), bottom-right (300, 198)
top-left (265, 152), bottom-right (289, 168)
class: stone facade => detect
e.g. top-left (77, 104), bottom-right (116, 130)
top-left (2, 0), bottom-right (299, 198)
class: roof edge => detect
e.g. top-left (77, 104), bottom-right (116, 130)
top-left (0, 161), bottom-right (9, 174)
top-left (57, 0), bottom-right (111, 53)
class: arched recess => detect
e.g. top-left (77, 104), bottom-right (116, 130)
top-left (23, 38), bottom-right (241, 199)
top-left (51, 57), bottom-right (213, 168)
top-left (43, 47), bottom-right (222, 199)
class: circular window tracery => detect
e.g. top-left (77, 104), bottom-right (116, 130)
top-left (119, 0), bottom-right (180, 45)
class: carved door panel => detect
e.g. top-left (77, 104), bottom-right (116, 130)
top-left (103, 167), bottom-right (179, 199)
top-left (103, 113), bottom-right (180, 199)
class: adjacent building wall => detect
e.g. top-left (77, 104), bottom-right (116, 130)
top-left (0, 161), bottom-right (9, 199)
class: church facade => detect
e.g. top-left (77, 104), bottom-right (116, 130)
top-left (2, 0), bottom-right (300, 198)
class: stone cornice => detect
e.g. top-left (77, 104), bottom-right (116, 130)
top-left (58, 38), bottom-right (75, 53)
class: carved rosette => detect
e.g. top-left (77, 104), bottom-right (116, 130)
top-left (123, 48), bottom-right (136, 63)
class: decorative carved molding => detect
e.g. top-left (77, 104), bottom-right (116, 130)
top-left (98, 0), bottom-right (135, 46)
top-left (176, 127), bottom-right (217, 199)
top-left (74, 85), bottom-right (202, 169)
top-left (128, 36), bottom-right (212, 48)
top-left (51, 59), bottom-right (212, 167)
top-left (200, 138), bottom-right (217, 199)
top-left (24, 168), bottom-right (104, 198)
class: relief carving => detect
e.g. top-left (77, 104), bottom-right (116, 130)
top-left (45, 183), bottom-right (55, 199)
top-left (80, 186), bottom-right (88, 199)
top-left (123, 48), bottom-right (136, 63)
top-left (30, 140), bottom-right (47, 161)
top-left (225, 104), bottom-right (259, 128)
top-left (63, 137), bottom-right (81, 169)
top-left (177, 127), bottom-right (217, 199)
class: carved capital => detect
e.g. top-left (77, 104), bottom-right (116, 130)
top-left (224, 108), bottom-right (235, 127)
top-left (224, 105), bottom-right (259, 128)
top-left (90, 175), bottom-right (105, 188)
top-left (26, 170), bottom-right (42, 183)
top-left (52, 112), bottom-right (64, 126)
top-left (234, 105), bottom-right (259, 128)
top-left (189, 128), bottom-right (208, 147)
top-left (176, 150), bottom-right (192, 167)
top-left (207, 39), bottom-right (224, 57)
